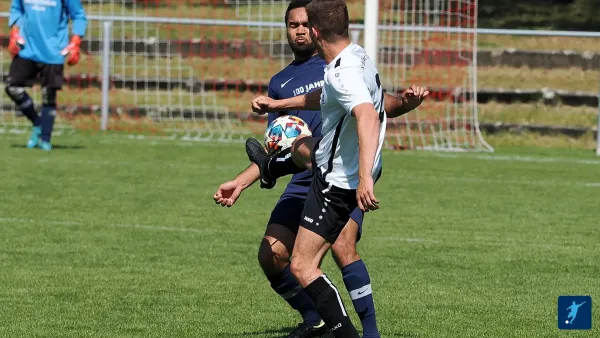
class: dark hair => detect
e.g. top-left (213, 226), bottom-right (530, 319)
top-left (285, 0), bottom-right (312, 25)
top-left (305, 0), bottom-right (349, 41)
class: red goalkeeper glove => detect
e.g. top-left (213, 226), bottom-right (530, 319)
top-left (60, 35), bottom-right (81, 66)
top-left (8, 26), bottom-right (25, 57)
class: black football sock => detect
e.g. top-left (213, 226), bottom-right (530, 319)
top-left (265, 148), bottom-right (305, 180)
top-left (304, 275), bottom-right (360, 338)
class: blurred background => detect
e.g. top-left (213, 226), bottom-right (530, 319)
top-left (0, 0), bottom-right (598, 152)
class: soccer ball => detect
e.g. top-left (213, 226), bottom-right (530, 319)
top-left (264, 115), bottom-right (312, 154)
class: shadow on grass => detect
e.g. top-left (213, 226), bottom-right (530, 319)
top-left (216, 327), bottom-right (418, 338)
top-left (10, 144), bottom-right (85, 150)
top-left (214, 327), bottom-right (299, 337)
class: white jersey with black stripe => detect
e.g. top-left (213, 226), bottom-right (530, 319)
top-left (314, 43), bottom-right (386, 190)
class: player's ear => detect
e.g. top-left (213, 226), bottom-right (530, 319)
top-left (309, 26), bottom-right (319, 41)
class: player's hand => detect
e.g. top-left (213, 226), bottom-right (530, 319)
top-left (356, 176), bottom-right (379, 212)
top-left (251, 96), bottom-right (279, 115)
top-left (213, 180), bottom-right (244, 207)
top-left (401, 85), bottom-right (429, 112)
top-left (61, 35), bottom-right (82, 66)
top-left (8, 26), bottom-right (25, 57)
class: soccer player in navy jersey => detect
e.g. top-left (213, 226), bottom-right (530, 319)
top-left (213, 1), bottom-right (380, 337)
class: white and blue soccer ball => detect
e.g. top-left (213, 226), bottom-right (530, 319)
top-left (264, 115), bottom-right (312, 155)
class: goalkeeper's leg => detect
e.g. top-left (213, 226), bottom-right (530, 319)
top-left (5, 56), bottom-right (41, 148)
top-left (245, 136), bottom-right (320, 189)
top-left (38, 64), bottom-right (64, 151)
top-left (38, 87), bottom-right (58, 151)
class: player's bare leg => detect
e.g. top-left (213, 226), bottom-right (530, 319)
top-left (290, 135), bottom-right (319, 171)
top-left (258, 223), bottom-right (328, 337)
top-left (290, 227), bottom-right (360, 337)
top-left (259, 224), bottom-right (296, 276)
top-left (332, 219), bottom-right (380, 337)
top-left (331, 220), bottom-right (361, 267)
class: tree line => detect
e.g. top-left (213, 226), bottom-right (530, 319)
top-left (479, 0), bottom-right (600, 31)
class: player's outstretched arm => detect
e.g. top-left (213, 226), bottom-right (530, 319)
top-left (353, 103), bottom-right (380, 212)
top-left (213, 164), bottom-right (260, 207)
top-left (251, 89), bottom-right (322, 114)
top-left (384, 85), bottom-right (429, 118)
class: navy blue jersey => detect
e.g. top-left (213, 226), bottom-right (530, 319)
top-left (267, 55), bottom-right (325, 198)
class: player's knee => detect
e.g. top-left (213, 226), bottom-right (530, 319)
top-left (332, 238), bottom-right (360, 268)
top-left (258, 238), bottom-right (289, 276)
top-left (289, 258), bottom-right (307, 281)
top-left (291, 135), bottom-right (313, 169)
top-left (5, 85), bottom-right (25, 101)
top-left (41, 87), bottom-right (57, 106)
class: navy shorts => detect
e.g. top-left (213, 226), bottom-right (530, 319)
top-left (268, 194), bottom-right (364, 242)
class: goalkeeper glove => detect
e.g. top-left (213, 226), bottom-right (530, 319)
top-left (8, 26), bottom-right (25, 57)
top-left (60, 35), bottom-right (82, 66)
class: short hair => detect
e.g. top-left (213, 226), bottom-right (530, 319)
top-left (305, 0), bottom-right (349, 41)
top-left (285, 0), bottom-right (312, 25)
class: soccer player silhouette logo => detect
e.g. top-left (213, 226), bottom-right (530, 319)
top-left (566, 301), bottom-right (586, 324)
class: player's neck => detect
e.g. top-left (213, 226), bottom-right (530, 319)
top-left (293, 51), bottom-right (317, 62)
top-left (320, 39), bottom-right (351, 65)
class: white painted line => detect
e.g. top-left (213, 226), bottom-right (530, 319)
top-left (34, 157), bottom-right (240, 172)
top-left (404, 175), bottom-right (599, 189)
top-left (0, 217), bottom-right (213, 234)
top-left (0, 218), bottom-right (587, 250)
top-left (399, 152), bottom-right (600, 166)
top-left (373, 237), bottom-right (441, 244)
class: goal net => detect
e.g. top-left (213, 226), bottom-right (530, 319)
top-left (377, 0), bottom-right (491, 151)
top-left (0, 0), bottom-right (492, 151)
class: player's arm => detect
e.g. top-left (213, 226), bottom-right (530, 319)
top-left (61, 0), bottom-right (88, 65)
top-left (384, 85), bottom-right (429, 118)
top-left (66, 0), bottom-right (88, 37)
top-left (251, 89), bottom-right (322, 114)
top-left (7, 0), bottom-right (25, 56)
top-left (252, 84), bottom-right (429, 116)
top-left (8, 0), bottom-right (23, 28)
top-left (353, 102), bottom-right (381, 212)
top-left (214, 77), bottom-right (281, 207)
top-left (229, 164), bottom-right (261, 191)
top-left (213, 164), bottom-right (260, 207)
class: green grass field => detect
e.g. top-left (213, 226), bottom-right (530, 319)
top-left (0, 133), bottom-right (598, 337)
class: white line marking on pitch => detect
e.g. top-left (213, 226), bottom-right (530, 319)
top-left (374, 237), bottom-right (441, 244)
top-left (0, 217), bottom-right (212, 234)
top-left (402, 152), bottom-right (600, 165)
top-left (35, 157), bottom-right (239, 171)
top-left (0, 218), bottom-right (586, 250)
top-left (404, 175), bottom-right (599, 188)
top-left (32, 158), bottom-right (599, 189)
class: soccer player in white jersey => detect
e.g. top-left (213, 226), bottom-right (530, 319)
top-left (244, 0), bottom-right (428, 336)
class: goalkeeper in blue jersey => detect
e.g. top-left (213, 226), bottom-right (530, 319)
top-left (6, 0), bottom-right (87, 151)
